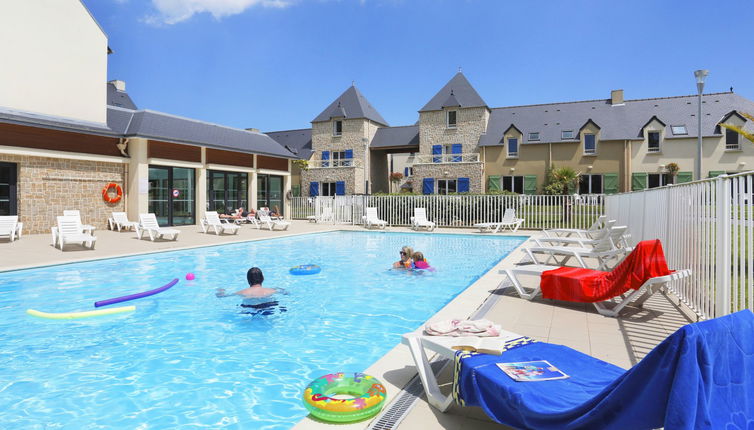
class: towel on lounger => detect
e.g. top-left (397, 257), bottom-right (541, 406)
top-left (425, 319), bottom-right (501, 337)
top-left (540, 239), bottom-right (671, 302)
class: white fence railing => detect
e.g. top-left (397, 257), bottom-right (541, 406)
top-left (606, 171), bottom-right (754, 319)
top-left (307, 159), bottom-right (363, 169)
top-left (413, 153), bottom-right (481, 164)
top-left (291, 194), bottom-right (604, 231)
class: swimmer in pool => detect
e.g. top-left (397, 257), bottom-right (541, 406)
top-left (392, 246), bottom-right (414, 269)
top-left (411, 251), bottom-right (431, 270)
top-left (216, 267), bottom-right (287, 315)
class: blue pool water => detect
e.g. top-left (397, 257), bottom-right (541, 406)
top-left (0, 231), bottom-right (525, 429)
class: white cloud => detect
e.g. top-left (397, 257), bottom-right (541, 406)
top-left (147, 0), bottom-right (292, 25)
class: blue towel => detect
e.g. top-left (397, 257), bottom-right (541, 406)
top-left (456, 310), bottom-right (754, 430)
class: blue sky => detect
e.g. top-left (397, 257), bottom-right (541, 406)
top-left (86, 0), bottom-right (754, 132)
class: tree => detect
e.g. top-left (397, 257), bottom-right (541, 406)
top-left (543, 166), bottom-right (580, 195)
top-left (719, 112), bottom-right (754, 144)
top-left (292, 159), bottom-right (309, 170)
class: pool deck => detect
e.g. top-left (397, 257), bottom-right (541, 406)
top-left (0, 221), bottom-right (696, 429)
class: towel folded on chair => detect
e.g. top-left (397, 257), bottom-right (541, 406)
top-left (425, 319), bottom-right (501, 337)
top-left (454, 310), bottom-right (754, 430)
top-left (540, 239), bottom-right (670, 302)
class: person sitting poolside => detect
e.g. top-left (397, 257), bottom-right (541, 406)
top-left (220, 207), bottom-right (245, 220)
top-left (411, 251), bottom-right (431, 270)
top-left (393, 246), bottom-right (414, 269)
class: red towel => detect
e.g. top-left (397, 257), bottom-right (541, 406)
top-left (540, 239), bottom-right (671, 303)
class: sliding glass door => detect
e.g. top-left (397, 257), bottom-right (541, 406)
top-left (0, 162), bottom-right (17, 216)
top-left (257, 174), bottom-right (284, 216)
top-left (207, 170), bottom-right (248, 214)
top-left (148, 166), bottom-right (195, 226)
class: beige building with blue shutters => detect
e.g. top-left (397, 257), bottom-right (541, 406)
top-left (270, 73), bottom-right (754, 196)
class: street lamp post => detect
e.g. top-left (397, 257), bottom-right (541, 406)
top-left (694, 69), bottom-right (709, 180)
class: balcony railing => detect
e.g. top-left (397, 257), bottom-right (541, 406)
top-left (307, 159), bottom-right (363, 169)
top-left (413, 153), bottom-right (480, 164)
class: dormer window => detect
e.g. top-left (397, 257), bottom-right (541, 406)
top-left (333, 120), bottom-right (343, 136)
top-left (447, 110), bottom-right (457, 129)
top-left (726, 128), bottom-right (740, 150)
top-left (561, 130), bottom-right (574, 139)
top-left (528, 132), bottom-right (540, 141)
top-left (584, 134), bottom-right (597, 154)
top-left (648, 131), bottom-right (661, 153)
top-left (671, 125), bottom-right (688, 135)
top-left (507, 138), bottom-right (519, 158)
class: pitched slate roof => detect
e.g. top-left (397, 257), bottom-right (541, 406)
top-left (419, 72), bottom-right (488, 112)
top-left (107, 82), bottom-right (137, 109)
top-left (312, 85), bottom-right (388, 126)
top-left (265, 128), bottom-right (313, 159)
top-left (370, 125), bottom-right (420, 149)
top-left (478, 92), bottom-right (754, 146)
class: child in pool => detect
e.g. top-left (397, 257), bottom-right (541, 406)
top-left (411, 251), bottom-right (431, 270)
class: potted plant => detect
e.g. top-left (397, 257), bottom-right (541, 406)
top-left (665, 162), bottom-right (679, 184)
top-left (389, 172), bottom-right (404, 193)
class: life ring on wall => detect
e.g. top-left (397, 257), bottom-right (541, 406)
top-left (285, 190), bottom-right (293, 200)
top-left (102, 183), bottom-right (123, 204)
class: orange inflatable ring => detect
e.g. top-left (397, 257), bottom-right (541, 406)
top-left (102, 183), bottom-right (123, 204)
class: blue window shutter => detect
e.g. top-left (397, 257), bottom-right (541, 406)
top-left (335, 181), bottom-right (345, 195)
top-left (344, 149), bottom-right (353, 158)
top-left (432, 145), bottom-right (442, 163)
top-left (451, 144), bottom-right (462, 162)
top-left (321, 151), bottom-right (329, 167)
top-left (309, 182), bottom-right (319, 197)
top-left (458, 177), bottom-right (470, 192)
top-left (404, 167), bottom-right (409, 176)
top-left (422, 178), bottom-right (434, 195)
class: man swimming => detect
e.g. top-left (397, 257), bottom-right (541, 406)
top-left (216, 267), bottom-right (288, 315)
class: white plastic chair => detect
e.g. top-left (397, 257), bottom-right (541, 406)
top-left (362, 207), bottom-right (387, 229)
top-left (108, 212), bottom-right (137, 232)
top-left (201, 212), bottom-right (240, 235)
top-left (135, 213), bottom-right (180, 241)
top-left (0, 215), bottom-right (19, 242)
top-left (543, 215), bottom-right (609, 239)
top-left (258, 213), bottom-right (291, 231)
top-left (474, 208), bottom-right (524, 233)
top-left (525, 226), bottom-right (631, 270)
top-left (410, 208), bottom-right (436, 231)
top-left (307, 207), bottom-right (333, 223)
top-left (56, 215), bottom-right (96, 250)
top-left (63, 210), bottom-right (96, 235)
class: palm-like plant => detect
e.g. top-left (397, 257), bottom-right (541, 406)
top-left (719, 112), bottom-right (754, 144)
top-left (544, 166), bottom-right (581, 195)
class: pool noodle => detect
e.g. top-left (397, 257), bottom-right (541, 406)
top-left (94, 278), bottom-right (179, 307)
top-left (27, 306), bottom-right (135, 320)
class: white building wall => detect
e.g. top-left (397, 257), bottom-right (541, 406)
top-left (0, 0), bottom-right (108, 124)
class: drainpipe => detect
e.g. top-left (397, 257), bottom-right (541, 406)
top-left (624, 140), bottom-right (631, 192)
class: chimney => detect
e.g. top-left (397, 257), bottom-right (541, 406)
top-left (109, 80), bottom-right (126, 92)
top-left (610, 89), bottom-right (624, 106)
top-left (246, 128), bottom-right (261, 133)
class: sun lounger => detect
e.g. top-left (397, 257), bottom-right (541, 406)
top-left (55, 215), bottom-right (96, 250)
top-left (258, 214), bottom-right (291, 231)
top-left (362, 207), bottom-right (387, 229)
top-left (543, 215), bottom-right (610, 238)
top-left (474, 208), bottom-right (524, 233)
top-left (135, 213), bottom-right (180, 241)
top-left (108, 212), bottom-right (137, 232)
top-left (525, 226), bottom-right (631, 270)
top-left (0, 215), bottom-right (19, 242)
top-left (504, 239), bottom-right (690, 317)
top-left (307, 206), bottom-right (333, 223)
top-left (410, 208), bottom-right (436, 231)
top-left (201, 211), bottom-right (240, 235)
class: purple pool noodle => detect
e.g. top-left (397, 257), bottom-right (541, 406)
top-left (94, 278), bottom-right (179, 307)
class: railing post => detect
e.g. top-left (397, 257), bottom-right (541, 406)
top-left (715, 175), bottom-right (731, 317)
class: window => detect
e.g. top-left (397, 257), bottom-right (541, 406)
top-left (502, 175), bottom-right (524, 193)
top-left (437, 179), bottom-right (457, 195)
top-left (321, 182), bottom-right (337, 196)
top-left (579, 174), bottom-right (603, 194)
top-left (333, 120), bottom-right (343, 136)
top-left (528, 132), bottom-right (540, 141)
top-left (647, 173), bottom-right (670, 189)
top-left (726, 128), bottom-right (740, 150)
top-left (507, 138), bottom-right (519, 158)
top-left (447, 110), bottom-right (457, 128)
top-left (671, 125), bottom-right (688, 135)
top-left (330, 151), bottom-right (352, 167)
top-left (584, 134), bottom-right (597, 154)
top-left (648, 131), bottom-right (661, 153)
top-left (561, 130), bottom-right (574, 139)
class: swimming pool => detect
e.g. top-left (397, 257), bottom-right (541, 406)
top-left (0, 231), bottom-right (525, 429)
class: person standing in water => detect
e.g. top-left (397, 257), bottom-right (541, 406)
top-left (216, 267), bottom-right (287, 315)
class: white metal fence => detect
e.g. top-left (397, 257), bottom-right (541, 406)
top-left (606, 171), bottom-right (754, 319)
top-left (291, 194), bottom-right (604, 231)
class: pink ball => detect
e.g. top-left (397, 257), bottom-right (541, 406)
top-left (185, 273), bottom-right (195, 281)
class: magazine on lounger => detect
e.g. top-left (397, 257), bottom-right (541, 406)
top-left (496, 360), bottom-right (570, 382)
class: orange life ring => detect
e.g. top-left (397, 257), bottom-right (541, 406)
top-left (102, 183), bottom-right (123, 204)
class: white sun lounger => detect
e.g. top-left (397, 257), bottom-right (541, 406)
top-left (0, 215), bottom-right (20, 242)
top-left (362, 207), bottom-right (387, 229)
top-left (307, 206), bottom-right (333, 223)
top-left (56, 215), bottom-right (96, 250)
top-left (500, 264), bottom-right (692, 317)
top-left (543, 215), bottom-right (610, 238)
top-left (108, 212), bottom-right (137, 232)
top-left (474, 208), bottom-right (524, 233)
top-left (258, 214), bottom-right (291, 231)
top-left (135, 213), bottom-right (180, 241)
top-left (525, 226), bottom-right (631, 270)
top-left (201, 211), bottom-right (240, 235)
top-left (411, 208), bottom-right (436, 231)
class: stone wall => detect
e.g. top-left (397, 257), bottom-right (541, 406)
top-left (0, 153), bottom-right (125, 234)
top-left (418, 107), bottom-right (489, 155)
top-left (411, 162), bottom-right (484, 194)
top-left (301, 167), bottom-right (359, 196)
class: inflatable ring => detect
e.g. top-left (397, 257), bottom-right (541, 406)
top-left (302, 372), bottom-right (387, 423)
top-left (290, 264), bottom-right (321, 276)
top-left (102, 182), bottom-right (123, 204)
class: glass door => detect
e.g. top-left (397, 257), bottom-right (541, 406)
top-left (149, 166), bottom-right (195, 226)
top-left (0, 162), bottom-right (18, 216)
top-left (257, 175), bottom-right (268, 210)
top-left (208, 170), bottom-right (248, 214)
top-left (148, 166), bottom-right (170, 225)
top-left (256, 174), bottom-right (284, 216)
